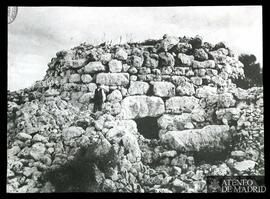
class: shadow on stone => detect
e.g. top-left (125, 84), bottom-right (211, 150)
top-left (43, 144), bottom-right (117, 192)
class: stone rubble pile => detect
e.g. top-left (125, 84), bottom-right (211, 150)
top-left (7, 34), bottom-right (263, 193)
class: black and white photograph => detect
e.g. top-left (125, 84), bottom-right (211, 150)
top-left (7, 6), bottom-right (264, 193)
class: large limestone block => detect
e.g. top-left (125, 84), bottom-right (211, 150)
top-left (96, 73), bottom-right (129, 86)
top-left (128, 81), bottom-right (150, 95)
top-left (157, 113), bottom-right (192, 130)
top-left (152, 82), bottom-right (175, 97)
top-left (108, 59), bottom-right (122, 73)
top-left (165, 96), bottom-right (200, 113)
top-left (161, 125), bottom-right (230, 152)
top-left (120, 95), bottom-right (165, 119)
top-left (84, 61), bottom-right (106, 73)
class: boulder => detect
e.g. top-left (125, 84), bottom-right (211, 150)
top-left (157, 113), bottom-right (192, 130)
top-left (96, 73), bottom-right (129, 86)
top-left (17, 132), bottom-right (32, 141)
top-left (64, 59), bottom-right (86, 69)
top-left (100, 53), bottom-right (112, 64)
top-left (106, 120), bottom-right (138, 142)
top-left (108, 59), bottom-right (122, 73)
top-left (79, 92), bottom-right (94, 103)
top-left (152, 82), bottom-right (175, 97)
top-left (233, 160), bottom-right (256, 172)
top-left (171, 76), bottom-right (189, 86)
top-left (107, 90), bottom-right (122, 102)
top-left (93, 138), bottom-right (112, 157)
top-left (128, 81), bottom-right (150, 95)
top-left (194, 48), bottom-right (208, 61)
top-left (143, 57), bottom-right (158, 68)
top-left (84, 61), bottom-right (105, 73)
top-left (115, 49), bottom-right (128, 60)
top-left (216, 108), bottom-right (241, 123)
top-left (122, 133), bottom-right (142, 162)
top-left (161, 125), bottom-right (230, 152)
top-left (192, 60), bottom-right (215, 69)
top-left (120, 96), bottom-right (165, 119)
top-left (132, 56), bottom-right (144, 68)
top-left (195, 86), bottom-right (217, 98)
top-left (177, 53), bottom-right (194, 66)
top-left (160, 35), bottom-right (180, 51)
top-left (166, 96), bottom-right (200, 113)
top-left (44, 89), bottom-right (60, 97)
top-left (159, 52), bottom-right (175, 67)
top-left (30, 142), bottom-right (46, 160)
top-left (218, 93), bottom-right (236, 108)
top-left (191, 77), bottom-right (203, 86)
top-left (176, 81), bottom-right (195, 96)
top-left (173, 43), bottom-right (192, 54)
top-left (62, 126), bottom-right (84, 141)
top-left (81, 74), bottom-right (93, 83)
top-left (69, 74), bottom-right (81, 83)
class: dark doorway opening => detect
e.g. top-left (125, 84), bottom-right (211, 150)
top-left (135, 117), bottom-right (159, 139)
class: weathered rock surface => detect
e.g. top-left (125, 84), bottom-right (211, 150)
top-left (161, 125), bottom-right (230, 152)
top-left (152, 82), bottom-right (175, 97)
top-left (84, 61), bottom-right (106, 73)
top-left (96, 73), bottom-right (129, 86)
top-left (128, 81), bottom-right (150, 95)
top-left (165, 96), bottom-right (200, 113)
top-left (120, 96), bottom-right (165, 119)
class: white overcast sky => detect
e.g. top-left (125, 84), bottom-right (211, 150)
top-left (8, 6), bottom-right (262, 91)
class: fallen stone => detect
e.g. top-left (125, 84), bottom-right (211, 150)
top-left (233, 160), bottom-right (256, 172)
top-left (161, 125), bottom-right (230, 152)
top-left (122, 132), bottom-right (142, 162)
top-left (62, 126), bottom-right (84, 141)
top-left (106, 120), bottom-right (138, 142)
top-left (17, 133), bottom-right (32, 141)
top-left (30, 142), bottom-right (46, 160)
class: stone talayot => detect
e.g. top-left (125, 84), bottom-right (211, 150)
top-left (160, 125), bottom-right (230, 152)
top-left (7, 33), bottom-right (264, 193)
top-left (120, 95), bottom-right (165, 119)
